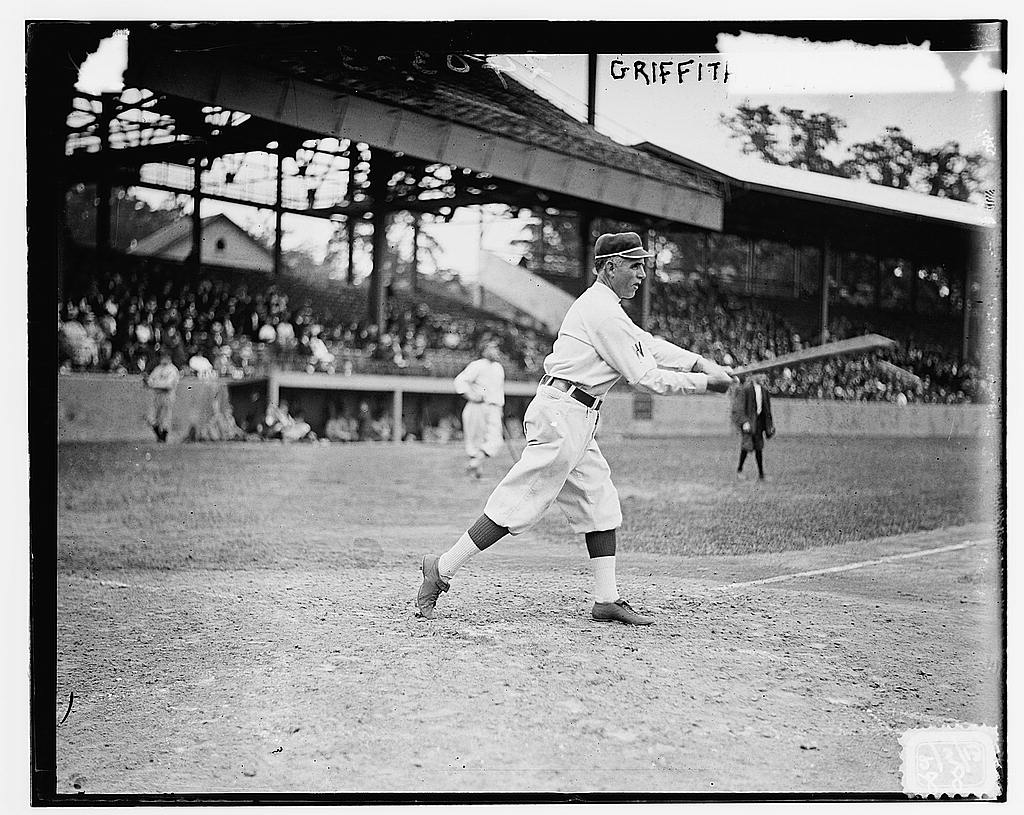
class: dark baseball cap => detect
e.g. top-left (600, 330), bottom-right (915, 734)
top-left (594, 232), bottom-right (654, 260)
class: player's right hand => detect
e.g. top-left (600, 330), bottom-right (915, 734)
top-left (705, 370), bottom-right (733, 393)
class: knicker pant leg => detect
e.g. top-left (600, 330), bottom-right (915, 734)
top-left (483, 392), bottom-right (586, 535)
top-left (555, 430), bottom-right (623, 534)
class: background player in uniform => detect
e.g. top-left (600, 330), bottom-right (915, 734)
top-left (732, 373), bottom-right (775, 481)
top-left (417, 232), bottom-right (735, 626)
top-left (453, 339), bottom-right (506, 478)
top-left (145, 351), bottom-right (181, 443)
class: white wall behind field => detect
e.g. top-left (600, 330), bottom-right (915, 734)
top-left (598, 392), bottom-right (997, 439)
top-left (57, 374), bottom-right (996, 444)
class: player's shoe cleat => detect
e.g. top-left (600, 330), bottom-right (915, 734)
top-left (591, 599), bottom-right (654, 626)
top-left (416, 554), bottom-right (450, 619)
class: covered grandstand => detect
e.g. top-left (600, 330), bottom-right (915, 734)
top-left (34, 22), bottom-right (1001, 443)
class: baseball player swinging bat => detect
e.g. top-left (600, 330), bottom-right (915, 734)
top-left (730, 333), bottom-right (897, 378)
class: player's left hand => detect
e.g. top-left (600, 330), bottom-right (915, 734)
top-left (705, 369), bottom-right (733, 393)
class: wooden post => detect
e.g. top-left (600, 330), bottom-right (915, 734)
top-left (367, 149), bottom-right (389, 326)
top-left (268, 372), bottom-right (280, 409)
top-left (191, 157), bottom-right (203, 276)
top-left (346, 216), bottom-right (356, 285)
top-left (819, 236), bottom-right (831, 344)
top-left (95, 92), bottom-right (117, 268)
top-left (410, 213), bottom-right (420, 293)
top-left (273, 149), bottom-right (284, 277)
top-left (586, 54), bottom-right (598, 127)
top-left (392, 388), bottom-right (403, 443)
top-left (370, 209), bottom-right (387, 325)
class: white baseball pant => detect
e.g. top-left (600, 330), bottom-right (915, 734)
top-left (483, 384), bottom-right (622, 535)
top-left (462, 401), bottom-right (506, 461)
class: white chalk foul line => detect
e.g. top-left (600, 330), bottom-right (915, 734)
top-left (713, 539), bottom-right (991, 591)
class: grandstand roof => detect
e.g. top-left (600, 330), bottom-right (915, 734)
top-left (123, 26), bottom-right (724, 230)
top-left (635, 142), bottom-right (995, 230)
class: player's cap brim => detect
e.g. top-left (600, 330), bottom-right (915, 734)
top-left (594, 248), bottom-right (654, 259)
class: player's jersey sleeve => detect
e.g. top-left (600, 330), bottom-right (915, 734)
top-left (642, 333), bottom-right (702, 372)
top-left (586, 305), bottom-right (708, 396)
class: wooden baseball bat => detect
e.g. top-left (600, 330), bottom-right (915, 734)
top-left (874, 358), bottom-right (923, 387)
top-left (730, 334), bottom-right (897, 378)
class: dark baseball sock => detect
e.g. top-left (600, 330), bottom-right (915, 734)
top-left (467, 514), bottom-right (509, 550)
top-left (585, 529), bottom-right (617, 558)
top-left (755, 450), bottom-right (765, 478)
top-left (738, 450), bottom-right (748, 472)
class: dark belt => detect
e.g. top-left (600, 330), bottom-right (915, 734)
top-left (540, 375), bottom-right (602, 410)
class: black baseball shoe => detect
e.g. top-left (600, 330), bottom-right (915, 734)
top-left (416, 554), bottom-right (450, 619)
top-left (592, 599), bottom-right (654, 626)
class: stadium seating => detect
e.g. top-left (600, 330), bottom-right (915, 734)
top-left (649, 278), bottom-right (981, 404)
top-left (57, 251), bottom-right (550, 381)
top-left (57, 250), bottom-right (982, 404)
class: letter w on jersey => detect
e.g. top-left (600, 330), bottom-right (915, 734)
top-left (634, 341), bottom-right (645, 358)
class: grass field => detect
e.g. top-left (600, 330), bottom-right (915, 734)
top-left (57, 435), bottom-right (997, 568)
top-left (54, 436), bottom-right (1003, 797)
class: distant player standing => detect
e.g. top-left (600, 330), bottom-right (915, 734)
top-left (417, 232), bottom-right (734, 625)
top-left (453, 339), bottom-right (506, 478)
top-left (146, 351), bottom-right (181, 443)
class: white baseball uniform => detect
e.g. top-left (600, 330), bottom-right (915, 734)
top-left (483, 280), bottom-right (709, 535)
top-left (454, 357), bottom-right (506, 462)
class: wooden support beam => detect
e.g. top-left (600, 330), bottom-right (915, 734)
top-left (369, 208), bottom-right (387, 325)
top-left (346, 216), bottom-right (356, 285)
top-left (190, 159), bottom-right (203, 275)
top-left (587, 54), bottom-right (598, 127)
top-left (411, 214), bottom-right (420, 293)
top-left (392, 389), bottom-right (403, 443)
top-left (95, 93), bottom-right (116, 265)
top-left (819, 235), bottom-right (832, 344)
top-left (273, 150), bottom-right (284, 276)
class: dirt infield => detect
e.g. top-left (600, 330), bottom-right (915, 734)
top-left (54, 438), bottom-right (1002, 795)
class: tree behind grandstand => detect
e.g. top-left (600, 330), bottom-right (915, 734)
top-left (720, 103), bottom-right (991, 204)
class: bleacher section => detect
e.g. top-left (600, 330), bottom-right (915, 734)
top-left (58, 247), bottom-right (985, 405)
top-left (58, 248), bottom-right (553, 382)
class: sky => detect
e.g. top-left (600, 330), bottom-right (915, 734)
top-left (507, 42), bottom-right (1003, 171)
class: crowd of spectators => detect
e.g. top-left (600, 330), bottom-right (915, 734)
top-left (57, 258), bottom-right (550, 382)
top-left (649, 276), bottom-right (986, 404)
top-left (57, 258), bottom-right (987, 405)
